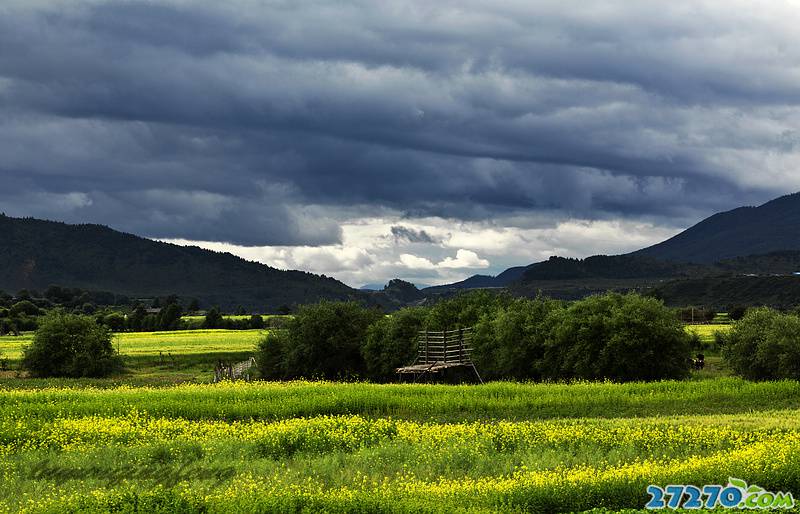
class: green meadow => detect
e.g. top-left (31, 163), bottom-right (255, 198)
top-left (2, 325), bottom-right (799, 512)
top-left (0, 380), bottom-right (799, 513)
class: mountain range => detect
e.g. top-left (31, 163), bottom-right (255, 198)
top-left (426, 193), bottom-right (800, 293)
top-left (0, 215), bottom-right (358, 310)
top-left (4, 192), bottom-right (800, 310)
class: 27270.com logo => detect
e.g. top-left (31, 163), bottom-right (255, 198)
top-left (646, 478), bottom-right (795, 510)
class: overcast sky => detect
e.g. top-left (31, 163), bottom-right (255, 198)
top-left (3, 1), bottom-right (800, 287)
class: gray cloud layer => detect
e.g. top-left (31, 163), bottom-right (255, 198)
top-left (1, 0), bottom-right (800, 247)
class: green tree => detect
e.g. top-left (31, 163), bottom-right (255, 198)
top-left (102, 312), bottom-right (126, 332)
top-left (257, 301), bottom-right (382, 379)
top-left (10, 300), bottom-right (40, 317)
top-left (158, 303), bottom-right (183, 330)
top-left (248, 314), bottom-right (265, 329)
top-left (362, 307), bottom-right (429, 381)
top-left (425, 290), bottom-right (511, 331)
top-left (21, 311), bottom-right (122, 378)
top-left (203, 307), bottom-right (224, 329)
top-left (542, 293), bottom-right (691, 382)
top-left (471, 296), bottom-right (563, 381)
top-left (127, 304), bottom-right (146, 331)
top-left (723, 307), bottom-right (800, 380)
top-left (727, 305), bottom-right (748, 321)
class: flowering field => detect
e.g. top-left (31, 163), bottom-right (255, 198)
top-left (0, 329), bottom-right (263, 361)
top-left (1, 380), bottom-right (799, 512)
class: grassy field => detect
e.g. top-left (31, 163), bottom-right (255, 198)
top-left (2, 325), bottom-right (798, 512)
top-left (685, 323), bottom-right (731, 346)
top-left (0, 379), bottom-right (798, 512)
top-left (180, 315), bottom-right (291, 329)
top-left (0, 330), bottom-right (264, 386)
top-left (0, 329), bottom-right (263, 360)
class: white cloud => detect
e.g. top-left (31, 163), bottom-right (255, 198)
top-left (399, 253), bottom-right (436, 270)
top-left (160, 213), bottom-right (678, 287)
top-left (438, 249), bottom-right (490, 269)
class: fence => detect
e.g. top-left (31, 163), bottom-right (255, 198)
top-left (214, 357), bottom-right (256, 382)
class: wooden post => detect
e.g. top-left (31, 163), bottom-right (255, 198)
top-left (458, 327), bottom-right (464, 363)
top-left (424, 330), bottom-right (429, 364)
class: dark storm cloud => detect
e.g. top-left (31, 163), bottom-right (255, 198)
top-left (390, 226), bottom-right (439, 244)
top-left (1, 0), bottom-right (799, 245)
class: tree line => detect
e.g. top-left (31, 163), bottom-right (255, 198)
top-left (0, 286), bottom-right (283, 335)
top-left (258, 291), bottom-right (694, 383)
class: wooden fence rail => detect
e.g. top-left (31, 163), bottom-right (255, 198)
top-left (396, 327), bottom-right (482, 383)
top-left (214, 357), bottom-right (256, 382)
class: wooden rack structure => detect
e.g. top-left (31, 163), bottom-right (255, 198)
top-left (214, 356), bottom-right (256, 382)
top-left (396, 327), bottom-right (483, 383)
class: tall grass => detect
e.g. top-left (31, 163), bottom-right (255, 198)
top-left (1, 378), bottom-right (798, 422)
top-left (2, 409), bottom-right (799, 512)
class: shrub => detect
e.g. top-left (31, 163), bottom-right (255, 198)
top-left (727, 305), bottom-right (748, 321)
top-left (257, 329), bottom-right (291, 379)
top-left (21, 311), bottom-right (123, 378)
top-left (471, 297), bottom-right (563, 381)
top-left (425, 290), bottom-right (512, 331)
top-left (362, 307), bottom-right (429, 381)
top-left (713, 330), bottom-right (728, 352)
top-left (542, 293), bottom-right (691, 382)
top-left (101, 312), bottom-right (127, 332)
top-left (10, 300), bottom-right (40, 317)
top-left (257, 301), bottom-right (382, 380)
top-left (722, 307), bottom-right (800, 380)
top-left (688, 331), bottom-right (703, 351)
top-left (249, 314), bottom-right (265, 329)
top-left (158, 304), bottom-right (183, 330)
top-left (203, 307), bottom-right (223, 329)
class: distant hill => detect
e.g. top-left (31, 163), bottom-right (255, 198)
top-left (650, 275), bottom-right (800, 309)
top-left (518, 255), bottom-right (706, 282)
top-left (0, 215), bottom-right (359, 311)
top-left (425, 254), bottom-right (707, 295)
top-left (427, 192), bottom-right (800, 301)
top-left (633, 193), bottom-right (800, 263)
top-left (422, 265), bottom-right (534, 293)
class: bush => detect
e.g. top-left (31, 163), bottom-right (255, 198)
top-left (542, 293), bottom-right (691, 382)
top-left (728, 305), bottom-right (748, 321)
top-left (362, 307), bottom-right (429, 381)
top-left (203, 307), bottom-right (223, 329)
top-left (425, 290), bottom-right (511, 331)
top-left (101, 312), bottom-right (126, 332)
top-left (10, 300), bottom-right (40, 317)
top-left (249, 314), bottom-right (265, 330)
top-left (21, 311), bottom-right (123, 378)
top-left (257, 301), bottom-right (382, 380)
top-left (257, 329), bottom-right (291, 380)
top-left (722, 307), bottom-right (800, 380)
top-left (471, 297), bottom-right (563, 381)
top-left (158, 304), bottom-right (183, 330)
top-left (713, 330), bottom-right (728, 352)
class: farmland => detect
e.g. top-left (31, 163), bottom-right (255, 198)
top-left (0, 380), bottom-right (799, 512)
top-left (685, 323), bottom-right (731, 346)
top-left (2, 322), bottom-right (799, 512)
top-left (0, 330), bottom-right (263, 361)
top-left (0, 330), bottom-right (263, 386)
